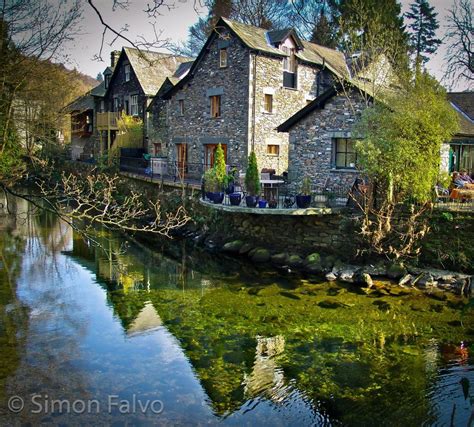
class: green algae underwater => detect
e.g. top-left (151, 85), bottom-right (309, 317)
top-left (0, 197), bottom-right (473, 425)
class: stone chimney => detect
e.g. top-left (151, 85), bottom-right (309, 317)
top-left (110, 50), bottom-right (121, 68)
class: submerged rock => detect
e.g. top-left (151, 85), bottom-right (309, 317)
top-left (271, 253), bottom-right (289, 265)
top-left (288, 255), bottom-right (304, 268)
top-left (252, 248), bottom-right (271, 263)
top-left (222, 240), bottom-right (244, 253)
top-left (387, 263), bottom-right (407, 280)
top-left (306, 253), bottom-right (321, 264)
top-left (239, 243), bottom-right (253, 255)
top-left (318, 300), bottom-right (349, 309)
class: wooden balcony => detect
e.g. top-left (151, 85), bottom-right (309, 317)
top-left (96, 112), bottom-right (120, 130)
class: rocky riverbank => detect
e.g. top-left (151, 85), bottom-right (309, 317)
top-left (197, 238), bottom-right (472, 297)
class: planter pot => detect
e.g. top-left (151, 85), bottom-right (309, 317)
top-left (206, 191), bottom-right (214, 202)
top-left (245, 195), bottom-right (259, 208)
top-left (258, 200), bottom-right (267, 208)
top-left (296, 194), bottom-right (311, 209)
top-left (229, 193), bottom-right (242, 206)
top-left (225, 183), bottom-right (235, 195)
top-left (268, 199), bottom-right (278, 209)
top-left (211, 192), bottom-right (224, 204)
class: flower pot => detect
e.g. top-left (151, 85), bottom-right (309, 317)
top-left (212, 192), bottom-right (224, 204)
top-left (225, 183), bottom-right (235, 195)
top-left (268, 199), bottom-right (277, 209)
top-left (258, 200), bottom-right (267, 208)
top-left (296, 194), bottom-right (311, 209)
top-left (245, 195), bottom-right (259, 208)
top-left (229, 193), bottom-right (242, 206)
top-left (206, 192), bottom-right (214, 202)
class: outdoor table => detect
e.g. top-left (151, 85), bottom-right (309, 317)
top-left (450, 188), bottom-right (474, 200)
top-left (260, 179), bottom-right (284, 203)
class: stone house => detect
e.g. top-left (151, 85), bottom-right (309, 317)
top-left (277, 83), bottom-right (370, 193)
top-left (446, 92), bottom-right (474, 175)
top-left (102, 47), bottom-right (192, 150)
top-left (151, 17), bottom-right (348, 177)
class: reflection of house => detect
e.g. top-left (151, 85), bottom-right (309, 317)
top-left (127, 301), bottom-right (163, 336)
top-left (152, 17), bottom-right (346, 177)
top-left (446, 92), bottom-right (474, 174)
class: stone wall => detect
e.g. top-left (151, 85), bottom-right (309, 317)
top-left (166, 28), bottom-right (251, 173)
top-left (251, 54), bottom-right (333, 174)
top-left (287, 90), bottom-right (367, 193)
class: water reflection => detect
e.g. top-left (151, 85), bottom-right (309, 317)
top-left (0, 197), bottom-right (473, 425)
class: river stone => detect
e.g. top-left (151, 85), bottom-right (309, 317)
top-left (339, 266), bottom-right (360, 283)
top-left (416, 273), bottom-right (438, 288)
top-left (306, 262), bottom-right (323, 274)
top-left (354, 272), bottom-right (373, 287)
top-left (222, 240), bottom-right (244, 253)
top-left (248, 247), bottom-right (258, 258)
top-left (399, 274), bottom-right (413, 287)
top-left (252, 249), bottom-right (271, 263)
top-left (318, 300), bottom-right (348, 309)
top-left (363, 262), bottom-right (387, 276)
top-left (306, 253), bottom-right (321, 264)
top-left (239, 243), bottom-right (253, 255)
top-left (288, 255), bottom-right (304, 268)
top-left (387, 263), bottom-right (407, 280)
top-left (326, 272), bottom-right (337, 281)
top-left (321, 255), bottom-right (337, 270)
top-left (271, 253), bottom-right (288, 265)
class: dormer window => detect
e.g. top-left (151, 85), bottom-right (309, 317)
top-left (124, 64), bottom-right (130, 82)
top-left (219, 48), bottom-right (228, 68)
top-left (282, 45), bottom-right (297, 89)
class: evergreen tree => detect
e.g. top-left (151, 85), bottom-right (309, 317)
top-left (96, 72), bottom-right (103, 82)
top-left (334, 0), bottom-right (409, 73)
top-left (405, 0), bottom-right (442, 67)
top-left (310, 8), bottom-right (337, 48)
top-left (245, 151), bottom-right (260, 196)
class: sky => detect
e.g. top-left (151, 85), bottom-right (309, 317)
top-left (63, 0), bottom-right (468, 91)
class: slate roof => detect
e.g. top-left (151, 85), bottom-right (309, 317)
top-left (447, 92), bottom-right (474, 137)
top-left (90, 81), bottom-right (106, 97)
top-left (123, 47), bottom-right (193, 96)
top-left (63, 92), bottom-right (95, 114)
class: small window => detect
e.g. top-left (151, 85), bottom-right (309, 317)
top-left (124, 64), bottom-right (131, 82)
top-left (219, 48), bottom-right (227, 68)
top-left (113, 97), bottom-right (119, 112)
top-left (99, 100), bottom-right (105, 113)
top-left (153, 142), bottom-right (162, 156)
top-left (210, 95), bottom-right (221, 118)
top-left (178, 99), bottom-right (184, 116)
top-left (267, 144), bottom-right (279, 156)
top-left (264, 94), bottom-right (273, 113)
top-left (105, 75), bottom-right (110, 89)
top-left (334, 138), bottom-right (357, 169)
top-left (130, 94), bottom-right (139, 116)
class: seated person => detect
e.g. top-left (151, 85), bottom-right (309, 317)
top-left (459, 169), bottom-right (474, 184)
top-left (452, 172), bottom-right (468, 188)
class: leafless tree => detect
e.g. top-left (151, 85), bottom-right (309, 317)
top-left (443, 0), bottom-right (473, 89)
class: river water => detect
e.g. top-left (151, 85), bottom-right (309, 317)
top-left (0, 197), bottom-right (473, 425)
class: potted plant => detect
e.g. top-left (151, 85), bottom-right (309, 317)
top-left (224, 167), bottom-right (237, 195)
top-left (208, 144), bottom-right (226, 204)
top-left (296, 176), bottom-right (312, 208)
top-left (245, 151), bottom-right (260, 207)
top-left (229, 192), bottom-right (242, 206)
top-left (203, 169), bottom-right (223, 203)
top-left (268, 198), bottom-right (278, 209)
top-left (258, 199), bottom-right (267, 208)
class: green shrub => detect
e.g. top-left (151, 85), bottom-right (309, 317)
top-left (245, 151), bottom-right (260, 196)
top-left (300, 176), bottom-right (312, 195)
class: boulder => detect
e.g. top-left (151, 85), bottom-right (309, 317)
top-left (339, 266), bottom-right (360, 283)
top-left (288, 255), bottom-right (304, 268)
top-left (353, 272), bottom-right (373, 287)
top-left (398, 274), bottom-right (413, 287)
top-left (239, 243), bottom-right (254, 255)
top-left (325, 272), bottom-right (337, 281)
top-left (252, 248), bottom-right (271, 263)
top-left (222, 240), bottom-right (244, 253)
top-left (271, 253), bottom-right (289, 265)
top-left (387, 263), bottom-right (407, 280)
top-left (363, 262), bottom-right (387, 276)
top-left (305, 253), bottom-right (321, 264)
top-left (306, 262), bottom-right (324, 274)
top-left (321, 255), bottom-right (337, 270)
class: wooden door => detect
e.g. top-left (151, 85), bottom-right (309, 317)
top-left (176, 143), bottom-right (187, 179)
top-left (205, 144), bottom-right (227, 170)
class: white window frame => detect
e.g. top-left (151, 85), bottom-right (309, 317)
top-left (124, 64), bottom-right (131, 82)
top-left (130, 94), bottom-right (139, 116)
top-left (219, 48), bottom-right (228, 68)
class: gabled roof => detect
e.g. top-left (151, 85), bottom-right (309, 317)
top-left (63, 92), bottom-right (95, 114)
top-left (277, 82), bottom-right (373, 132)
top-left (448, 92), bottom-right (474, 137)
top-left (162, 17), bottom-right (349, 100)
top-left (267, 28), bottom-right (304, 50)
top-left (90, 80), bottom-right (106, 97)
top-left (106, 47), bottom-right (193, 97)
